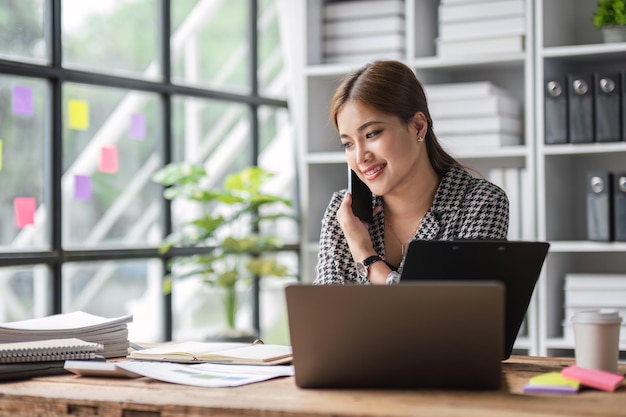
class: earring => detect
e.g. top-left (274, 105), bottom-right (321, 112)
top-left (417, 136), bottom-right (424, 142)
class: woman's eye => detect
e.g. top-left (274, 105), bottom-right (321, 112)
top-left (341, 142), bottom-right (352, 150)
top-left (365, 130), bottom-right (380, 139)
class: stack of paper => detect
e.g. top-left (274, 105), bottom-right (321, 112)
top-left (0, 311), bottom-right (133, 358)
top-left (426, 81), bottom-right (522, 148)
top-left (436, 0), bottom-right (526, 58)
top-left (562, 274), bottom-right (626, 342)
top-left (322, 0), bottom-right (405, 64)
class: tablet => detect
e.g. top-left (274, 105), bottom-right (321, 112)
top-left (64, 360), bottom-right (142, 378)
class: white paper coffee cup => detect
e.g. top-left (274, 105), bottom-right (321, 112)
top-left (572, 309), bottom-right (622, 373)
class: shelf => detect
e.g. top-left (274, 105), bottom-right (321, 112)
top-left (542, 142), bottom-right (626, 155)
top-left (542, 42), bottom-right (626, 59)
top-left (549, 241), bottom-right (626, 253)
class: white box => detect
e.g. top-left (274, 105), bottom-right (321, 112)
top-left (324, 0), bottom-right (404, 21)
top-left (324, 15), bottom-right (405, 38)
top-left (424, 81), bottom-right (508, 101)
top-left (439, 133), bottom-right (521, 149)
top-left (324, 50), bottom-right (405, 65)
top-left (324, 32), bottom-right (405, 56)
top-left (565, 273), bottom-right (626, 290)
top-left (439, 16), bottom-right (526, 41)
top-left (439, 0), bottom-right (525, 23)
top-left (429, 95), bottom-right (521, 119)
top-left (435, 116), bottom-right (521, 135)
top-left (436, 35), bottom-right (525, 57)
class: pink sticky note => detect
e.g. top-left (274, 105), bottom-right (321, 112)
top-left (99, 146), bottom-right (118, 174)
top-left (12, 85), bottom-right (34, 116)
top-left (561, 365), bottom-right (624, 392)
top-left (74, 175), bottom-right (92, 200)
top-left (129, 113), bottom-right (146, 140)
top-left (14, 197), bottom-right (36, 228)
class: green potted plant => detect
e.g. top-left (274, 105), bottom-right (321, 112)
top-left (152, 163), bottom-right (294, 340)
top-left (594, 0), bottom-right (626, 43)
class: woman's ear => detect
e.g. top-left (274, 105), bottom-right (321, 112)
top-left (412, 112), bottom-right (428, 139)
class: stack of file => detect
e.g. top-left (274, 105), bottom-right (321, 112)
top-left (562, 273), bottom-right (626, 342)
top-left (426, 81), bottom-right (522, 148)
top-left (0, 311), bottom-right (133, 358)
top-left (323, 0), bottom-right (405, 64)
top-left (436, 0), bottom-right (526, 58)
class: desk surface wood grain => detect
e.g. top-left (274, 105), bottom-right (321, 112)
top-left (0, 356), bottom-right (624, 417)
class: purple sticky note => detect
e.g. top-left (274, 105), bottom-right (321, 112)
top-left (12, 85), bottom-right (34, 116)
top-left (129, 113), bottom-right (146, 140)
top-left (74, 175), bottom-right (92, 200)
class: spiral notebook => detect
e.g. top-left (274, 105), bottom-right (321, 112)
top-left (0, 338), bottom-right (103, 363)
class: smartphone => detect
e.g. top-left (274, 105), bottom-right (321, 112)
top-left (348, 167), bottom-right (373, 223)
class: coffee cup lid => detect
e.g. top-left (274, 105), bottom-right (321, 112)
top-left (573, 309), bottom-right (623, 324)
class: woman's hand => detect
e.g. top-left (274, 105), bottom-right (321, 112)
top-left (336, 192), bottom-right (376, 261)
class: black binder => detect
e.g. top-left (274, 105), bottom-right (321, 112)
top-left (614, 172), bottom-right (626, 241)
top-left (594, 72), bottom-right (621, 142)
top-left (544, 77), bottom-right (568, 144)
top-left (568, 74), bottom-right (594, 143)
top-left (587, 171), bottom-right (614, 241)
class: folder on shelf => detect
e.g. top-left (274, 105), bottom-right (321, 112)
top-left (544, 77), bottom-right (568, 144)
top-left (586, 171), bottom-right (614, 241)
top-left (613, 172), bottom-right (626, 241)
top-left (593, 72), bottom-right (621, 142)
top-left (567, 73), bottom-right (594, 143)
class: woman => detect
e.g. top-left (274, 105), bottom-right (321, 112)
top-left (313, 60), bottom-right (509, 286)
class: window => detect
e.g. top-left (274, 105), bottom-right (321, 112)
top-left (0, 0), bottom-right (298, 343)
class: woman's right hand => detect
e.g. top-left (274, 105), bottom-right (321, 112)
top-left (336, 192), bottom-right (376, 261)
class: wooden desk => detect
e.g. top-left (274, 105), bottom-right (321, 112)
top-left (0, 356), bottom-right (624, 417)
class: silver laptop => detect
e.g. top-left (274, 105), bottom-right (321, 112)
top-left (285, 282), bottom-right (504, 390)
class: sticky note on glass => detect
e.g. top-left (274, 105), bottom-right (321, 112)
top-left (68, 99), bottom-right (89, 130)
top-left (74, 175), bottom-right (92, 200)
top-left (99, 146), bottom-right (118, 173)
top-left (129, 113), bottom-right (146, 140)
top-left (14, 197), bottom-right (36, 228)
top-left (12, 85), bottom-right (34, 116)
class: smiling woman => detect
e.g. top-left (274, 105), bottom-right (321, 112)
top-left (313, 60), bottom-right (510, 286)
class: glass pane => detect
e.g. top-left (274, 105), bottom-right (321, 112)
top-left (62, 259), bottom-right (164, 342)
top-left (258, 106), bottom-right (298, 243)
top-left (258, 0), bottom-right (287, 99)
top-left (259, 260), bottom-right (298, 344)
top-left (0, 0), bottom-right (47, 63)
top-left (62, 83), bottom-right (163, 248)
top-left (0, 76), bottom-right (48, 251)
top-left (0, 265), bottom-right (51, 323)
top-left (171, 0), bottom-right (250, 93)
top-left (62, 0), bottom-right (158, 79)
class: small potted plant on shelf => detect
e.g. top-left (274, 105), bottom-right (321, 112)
top-left (153, 163), bottom-right (294, 341)
top-left (594, 0), bottom-right (626, 43)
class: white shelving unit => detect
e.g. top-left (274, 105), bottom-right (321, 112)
top-left (535, 0), bottom-right (626, 357)
top-left (295, 0), bottom-right (626, 357)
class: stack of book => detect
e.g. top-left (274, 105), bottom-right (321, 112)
top-left (323, 0), bottom-right (405, 64)
top-left (0, 337), bottom-right (104, 380)
top-left (426, 81), bottom-right (522, 149)
top-left (562, 273), bottom-right (626, 342)
top-left (0, 311), bottom-right (133, 358)
top-left (436, 0), bottom-right (526, 58)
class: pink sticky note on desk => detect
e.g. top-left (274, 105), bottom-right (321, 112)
top-left (561, 365), bottom-right (624, 392)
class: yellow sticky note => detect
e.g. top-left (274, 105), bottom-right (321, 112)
top-left (529, 372), bottom-right (580, 388)
top-left (68, 99), bottom-right (89, 130)
top-left (0, 139), bottom-right (3, 171)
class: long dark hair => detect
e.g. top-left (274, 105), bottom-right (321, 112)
top-left (330, 60), bottom-right (462, 176)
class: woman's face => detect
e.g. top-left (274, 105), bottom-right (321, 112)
top-left (338, 100), bottom-right (427, 197)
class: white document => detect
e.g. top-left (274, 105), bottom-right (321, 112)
top-left (116, 360), bottom-right (295, 388)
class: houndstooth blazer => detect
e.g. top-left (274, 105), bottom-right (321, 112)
top-left (313, 167), bottom-right (509, 285)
